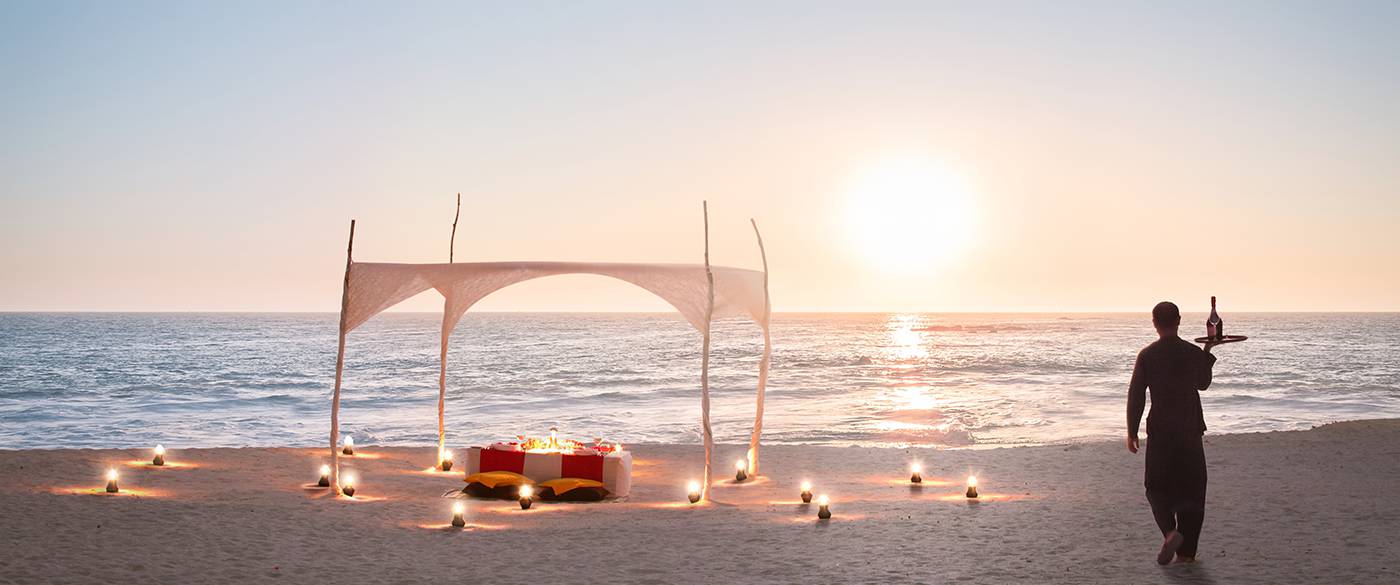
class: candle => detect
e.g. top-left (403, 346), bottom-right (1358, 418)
top-left (816, 494), bottom-right (831, 519)
top-left (734, 459), bottom-right (748, 482)
top-left (317, 464), bottom-right (331, 487)
top-left (800, 481), bottom-right (813, 503)
top-left (687, 480), bottom-right (702, 504)
top-left (910, 462), bottom-right (922, 484)
top-left (152, 444), bottom-right (165, 466)
top-left (105, 469), bottom-right (119, 493)
top-left (451, 501), bottom-right (466, 527)
top-left (342, 474), bottom-right (357, 497)
top-left (342, 435), bottom-right (355, 456)
top-left (965, 475), bottom-right (978, 499)
top-left (439, 448), bottom-right (454, 472)
top-left (518, 484), bottom-right (534, 510)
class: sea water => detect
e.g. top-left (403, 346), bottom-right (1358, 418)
top-left (1, 312), bottom-right (1397, 449)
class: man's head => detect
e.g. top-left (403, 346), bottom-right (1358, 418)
top-left (1152, 301), bottom-right (1181, 337)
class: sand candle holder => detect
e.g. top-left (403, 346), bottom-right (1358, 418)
top-left (342, 474), bottom-right (356, 497)
top-left (910, 463), bottom-right (922, 484)
top-left (152, 445), bottom-right (165, 466)
top-left (105, 469), bottom-right (119, 493)
top-left (800, 481), bottom-right (813, 504)
top-left (965, 476), bottom-right (978, 499)
top-left (687, 481), bottom-right (702, 504)
top-left (317, 464), bottom-right (331, 487)
top-left (518, 485), bottom-right (534, 510)
top-left (439, 449), bottom-right (453, 472)
top-left (734, 459), bottom-right (748, 482)
top-left (451, 502), bottom-right (466, 528)
top-left (342, 436), bottom-right (354, 456)
top-left (816, 495), bottom-right (831, 520)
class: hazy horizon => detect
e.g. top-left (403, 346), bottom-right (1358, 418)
top-left (4, 1), bottom-right (1398, 313)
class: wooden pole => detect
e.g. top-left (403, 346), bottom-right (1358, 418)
top-left (747, 218), bottom-right (770, 476)
top-left (700, 201), bottom-right (715, 499)
top-left (330, 219), bottom-right (355, 493)
top-left (449, 193), bottom-right (460, 264)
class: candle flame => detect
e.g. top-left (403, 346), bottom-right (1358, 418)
top-left (800, 481), bottom-right (812, 492)
top-left (735, 459), bottom-right (747, 471)
top-left (967, 475), bottom-right (977, 488)
top-left (343, 473), bottom-right (355, 486)
top-left (154, 445), bottom-right (165, 455)
top-left (106, 468), bottom-right (118, 481)
top-left (320, 464), bottom-right (331, 476)
top-left (453, 502), bottom-right (465, 514)
top-left (816, 494), bottom-right (829, 506)
top-left (687, 480), bottom-right (701, 494)
top-left (911, 462), bottom-right (921, 473)
top-left (518, 484), bottom-right (533, 499)
top-left (344, 436), bottom-right (354, 446)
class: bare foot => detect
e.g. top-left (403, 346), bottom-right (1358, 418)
top-left (1174, 555), bottom-right (1196, 564)
top-left (1157, 531), bottom-right (1184, 565)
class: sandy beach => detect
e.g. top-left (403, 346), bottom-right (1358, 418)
top-left (1, 420), bottom-right (1396, 584)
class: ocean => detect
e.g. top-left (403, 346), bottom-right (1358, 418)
top-left (1, 312), bottom-right (1396, 450)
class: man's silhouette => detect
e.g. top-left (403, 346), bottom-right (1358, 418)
top-left (1127, 301), bottom-right (1218, 565)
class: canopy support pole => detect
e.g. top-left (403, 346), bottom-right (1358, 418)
top-left (438, 195), bottom-right (460, 463)
top-left (700, 201), bottom-right (715, 499)
top-left (330, 219), bottom-right (355, 494)
top-left (747, 218), bottom-right (770, 476)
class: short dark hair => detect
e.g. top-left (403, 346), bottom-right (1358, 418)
top-left (1152, 301), bottom-right (1181, 326)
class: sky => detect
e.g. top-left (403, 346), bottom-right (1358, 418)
top-left (2, 1), bottom-right (1398, 313)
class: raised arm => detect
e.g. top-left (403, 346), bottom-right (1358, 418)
top-left (1126, 352), bottom-right (1147, 453)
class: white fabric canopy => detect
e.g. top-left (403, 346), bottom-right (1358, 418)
top-left (328, 257), bottom-right (772, 500)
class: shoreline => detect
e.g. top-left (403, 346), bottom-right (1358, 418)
top-left (3, 419), bottom-right (1397, 583)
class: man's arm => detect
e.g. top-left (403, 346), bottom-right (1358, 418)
top-left (1196, 346), bottom-right (1218, 391)
top-left (1126, 352), bottom-right (1147, 453)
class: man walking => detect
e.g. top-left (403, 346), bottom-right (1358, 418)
top-left (1126, 301), bottom-right (1218, 565)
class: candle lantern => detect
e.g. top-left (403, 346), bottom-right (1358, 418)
top-left (342, 435), bottom-right (355, 456)
top-left (800, 481), bottom-right (813, 504)
top-left (910, 462), bottom-right (922, 484)
top-left (342, 474), bottom-right (357, 497)
top-left (816, 494), bottom-right (831, 520)
top-left (965, 475), bottom-right (978, 499)
top-left (451, 502), bottom-right (466, 527)
top-left (734, 459), bottom-right (748, 482)
top-left (518, 484), bottom-right (534, 510)
top-left (317, 464), bottom-right (331, 487)
top-left (152, 445), bottom-right (166, 466)
top-left (105, 469), bottom-right (119, 493)
top-left (687, 480), bottom-right (702, 504)
top-left (439, 448), bottom-right (454, 472)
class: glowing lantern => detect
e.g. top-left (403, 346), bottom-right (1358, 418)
top-left (105, 469), bottom-right (119, 493)
top-left (734, 459), bottom-right (748, 482)
top-left (966, 475), bottom-right (978, 499)
top-left (451, 502), bottom-right (466, 528)
top-left (910, 462), bottom-right (922, 484)
top-left (816, 494), bottom-right (831, 520)
top-left (152, 445), bottom-right (166, 466)
top-left (800, 481), bottom-right (813, 503)
top-left (317, 464), bottom-right (331, 487)
top-left (342, 435), bottom-right (355, 456)
top-left (342, 474), bottom-right (357, 497)
top-left (687, 480), bottom-right (702, 504)
top-left (518, 484), bottom-right (534, 510)
top-left (439, 448), bottom-right (454, 472)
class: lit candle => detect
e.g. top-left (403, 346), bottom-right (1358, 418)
top-left (342, 435), bottom-right (355, 456)
top-left (965, 475), bottom-right (978, 499)
top-left (451, 501), bottom-right (466, 527)
top-left (910, 462), bottom-right (922, 484)
top-left (317, 464), bottom-right (331, 487)
top-left (734, 459), bottom-right (748, 482)
top-left (615, 442), bottom-right (624, 454)
top-left (687, 480), bottom-right (702, 504)
top-left (816, 494), bottom-right (831, 519)
top-left (152, 444), bottom-right (165, 466)
top-left (439, 448), bottom-right (453, 472)
top-left (518, 484), bottom-right (534, 510)
top-left (105, 468), bottom-right (119, 493)
top-left (342, 474), bottom-right (357, 497)
top-left (800, 481), bottom-right (813, 503)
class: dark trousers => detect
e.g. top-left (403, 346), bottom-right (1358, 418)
top-left (1144, 433), bottom-right (1207, 558)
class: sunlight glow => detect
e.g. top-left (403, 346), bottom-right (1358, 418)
top-left (844, 157), bottom-right (974, 271)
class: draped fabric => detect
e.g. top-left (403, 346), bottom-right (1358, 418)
top-left (329, 260), bottom-right (771, 499)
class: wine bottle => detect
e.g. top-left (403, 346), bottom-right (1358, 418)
top-left (1206, 296), bottom-right (1223, 340)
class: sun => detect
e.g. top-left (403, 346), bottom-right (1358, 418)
top-left (843, 158), bottom-right (975, 271)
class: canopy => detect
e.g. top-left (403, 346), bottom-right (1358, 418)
top-left (327, 214), bottom-right (772, 501)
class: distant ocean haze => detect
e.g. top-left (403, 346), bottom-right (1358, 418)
top-left (0, 312), bottom-right (1396, 450)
